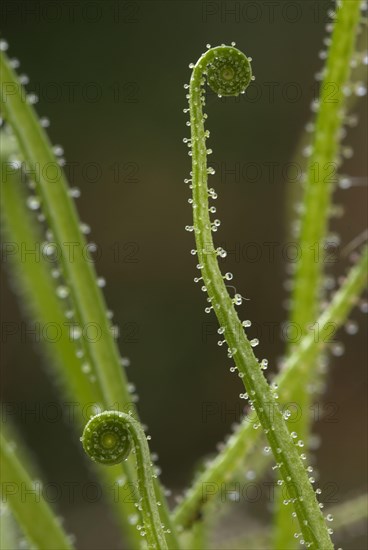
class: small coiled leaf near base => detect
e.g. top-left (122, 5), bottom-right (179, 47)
top-left (81, 410), bottom-right (132, 465)
top-left (81, 411), bottom-right (168, 549)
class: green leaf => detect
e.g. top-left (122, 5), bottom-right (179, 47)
top-left (276, 1), bottom-right (363, 546)
top-left (185, 44), bottom-right (334, 549)
top-left (174, 246), bottom-right (367, 530)
top-left (0, 431), bottom-right (74, 550)
top-left (0, 50), bottom-right (179, 549)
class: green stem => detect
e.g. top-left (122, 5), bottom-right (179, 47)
top-left (0, 432), bottom-right (73, 550)
top-left (0, 52), bottom-right (179, 548)
top-left (0, 144), bottom-right (145, 547)
top-left (0, 504), bottom-right (20, 550)
top-left (125, 415), bottom-right (169, 550)
top-left (284, 11), bottom-right (367, 246)
top-left (174, 247), bottom-right (367, 528)
top-left (277, 2), bottom-right (363, 546)
top-left (290, 0), bottom-right (362, 332)
top-left (215, 494), bottom-right (368, 550)
top-left (0, 133), bottom-right (103, 408)
top-left (0, 48), bottom-right (130, 423)
top-left (81, 411), bottom-right (168, 550)
top-left (187, 45), bottom-right (333, 549)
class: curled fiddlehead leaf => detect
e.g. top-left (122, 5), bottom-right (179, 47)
top-left (184, 45), bottom-right (334, 549)
top-left (81, 411), bottom-right (168, 549)
top-left (205, 46), bottom-right (252, 96)
top-left (81, 411), bottom-right (132, 465)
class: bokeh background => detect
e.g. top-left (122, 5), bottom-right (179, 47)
top-left (1, 0), bottom-right (367, 548)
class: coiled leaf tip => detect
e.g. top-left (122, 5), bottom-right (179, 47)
top-left (206, 46), bottom-right (252, 96)
top-left (81, 411), bottom-right (132, 465)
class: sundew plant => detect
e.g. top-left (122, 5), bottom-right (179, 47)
top-left (0, 1), bottom-right (367, 549)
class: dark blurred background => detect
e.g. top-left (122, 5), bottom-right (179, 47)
top-left (1, 1), bottom-right (367, 548)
